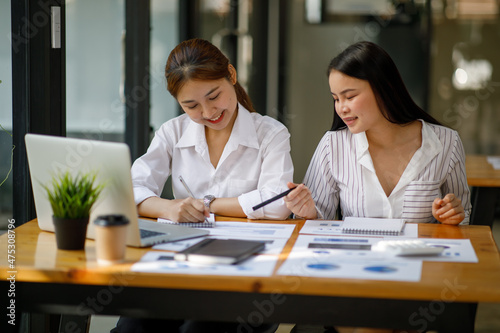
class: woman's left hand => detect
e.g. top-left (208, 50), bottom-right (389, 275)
top-left (432, 193), bottom-right (465, 225)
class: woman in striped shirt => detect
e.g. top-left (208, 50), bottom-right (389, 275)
top-left (285, 41), bottom-right (471, 226)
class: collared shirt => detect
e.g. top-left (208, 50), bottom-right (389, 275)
top-left (131, 104), bottom-right (293, 220)
top-left (304, 120), bottom-right (471, 224)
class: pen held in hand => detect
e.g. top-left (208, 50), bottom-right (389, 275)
top-left (179, 175), bottom-right (195, 198)
top-left (178, 175), bottom-right (209, 223)
top-left (252, 187), bottom-right (296, 211)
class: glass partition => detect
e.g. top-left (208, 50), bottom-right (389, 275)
top-left (66, 0), bottom-right (178, 142)
top-left (150, 0), bottom-right (179, 132)
top-left (66, 0), bottom-right (125, 142)
top-left (0, 0), bottom-right (13, 227)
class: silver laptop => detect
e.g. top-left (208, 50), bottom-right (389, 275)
top-left (25, 133), bottom-right (208, 247)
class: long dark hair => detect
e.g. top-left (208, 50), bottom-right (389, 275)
top-left (327, 41), bottom-right (440, 131)
top-left (165, 38), bottom-right (256, 113)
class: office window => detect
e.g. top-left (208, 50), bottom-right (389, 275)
top-left (0, 0), bottom-right (12, 226)
top-left (428, 14), bottom-right (500, 154)
top-left (66, 0), bottom-right (125, 142)
top-left (198, 0), bottom-right (253, 95)
top-left (66, 0), bottom-right (178, 143)
top-left (150, 0), bottom-right (179, 132)
top-left (197, 0), bottom-right (270, 116)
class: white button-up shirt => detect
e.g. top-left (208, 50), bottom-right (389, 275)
top-left (131, 104), bottom-right (293, 220)
top-left (304, 120), bottom-right (471, 224)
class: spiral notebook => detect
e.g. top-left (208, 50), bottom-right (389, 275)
top-left (341, 217), bottom-right (406, 236)
top-left (158, 213), bottom-right (216, 228)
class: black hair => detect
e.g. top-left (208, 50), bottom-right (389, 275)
top-left (327, 41), bottom-right (440, 131)
top-left (166, 38), bottom-right (255, 113)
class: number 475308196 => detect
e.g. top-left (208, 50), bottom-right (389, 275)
top-left (7, 219), bottom-right (16, 269)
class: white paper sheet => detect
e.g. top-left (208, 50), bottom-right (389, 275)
top-left (487, 156), bottom-right (500, 170)
top-left (300, 220), bottom-right (418, 238)
top-left (292, 234), bottom-right (382, 252)
top-left (291, 235), bottom-right (478, 263)
top-left (131, 251), bottom-right (278, 277)
top-left (278, 256), bottom-right (422, 281)
top-left (388, 238), bottom-right (478, 263)
top-left (278, 235), bottom-right (422, 282)
top-left (197, 221), bottom-right (296, 239)
top-left (136, 221), bottom-right (294, 276)
top-left (277, 234), bottom-right (478, 282)
top-left (153, 235), bottom-right (289, 255)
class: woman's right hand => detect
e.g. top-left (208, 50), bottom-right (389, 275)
top-left (162, 198), bottom-right (209, 222)
top-left (283, 182), bottom-right (318, 219)
top-left (137, 196), bottom-right (208, 222)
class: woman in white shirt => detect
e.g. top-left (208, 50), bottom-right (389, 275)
top-left (285, 41), bottom-right (471, 228)
top-left (131, 38), bottom-right (293, 223)
top-left (116, 39), bottom-right (288, 333)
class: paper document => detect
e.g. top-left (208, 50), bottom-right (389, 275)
top-left (291, 234), bottom-right (477, 263)
top-left (278, 235), bottom-right (422, 282)
top-left (154, 235), bottom-right (288, 255)
top-left (131, 251), bottom-right (278, 277)
top-left (392, 238), bottom-right (478, 263)
top-left (197, 221), bottom-right (296, 239)
top-left (487, 156), bottom-right (500, 170)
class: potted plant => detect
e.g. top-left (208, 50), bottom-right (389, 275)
top-left (42, 170), bottom-right (104, 250)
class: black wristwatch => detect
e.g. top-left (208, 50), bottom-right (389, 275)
top-left (203, 195), bottom-right (216, 211)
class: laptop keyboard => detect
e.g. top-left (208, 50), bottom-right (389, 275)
top-left (140, 228), bottom-right (166, 239)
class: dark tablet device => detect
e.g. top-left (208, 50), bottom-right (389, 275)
top-left (174, 238), bottom-right (266, 265)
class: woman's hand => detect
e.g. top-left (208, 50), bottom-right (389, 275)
top-left (432, 193), bottom-right (465, 225)
top-left (283, 182), bottom-right (318, 219)
top-left (167, 197), bottom-right (209, 222)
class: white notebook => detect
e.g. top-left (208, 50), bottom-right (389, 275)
top-left (341, 217), bottom-right (406, 236)
top-left (158, 213), bottom-right (216, 228)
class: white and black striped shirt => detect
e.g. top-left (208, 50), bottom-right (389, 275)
top-left (304, 120), bottom-right (471, 224)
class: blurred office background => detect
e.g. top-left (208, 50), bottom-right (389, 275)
top-left (1, 1), bottom-right (499, 226)
top-left (1, 1), bottom-right (499, 331)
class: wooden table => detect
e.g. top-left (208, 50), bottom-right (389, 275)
top-left (1, 217), bottom-right (500, 332)
top-left (466, 155), bottom-right (500, 227)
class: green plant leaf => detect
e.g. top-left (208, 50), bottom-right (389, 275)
top-left (41, 170), bottom-right (105, 219)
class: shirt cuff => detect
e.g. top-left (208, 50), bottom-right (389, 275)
top-left (133, 187), bottom-right (159, 206)
top-left (238, 191), bottom-right (291, 220)
top-left (238, 191), bottom-right (262, 219)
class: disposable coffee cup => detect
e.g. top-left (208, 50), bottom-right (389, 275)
top-left (94, 214), bottom-right (129, 265)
